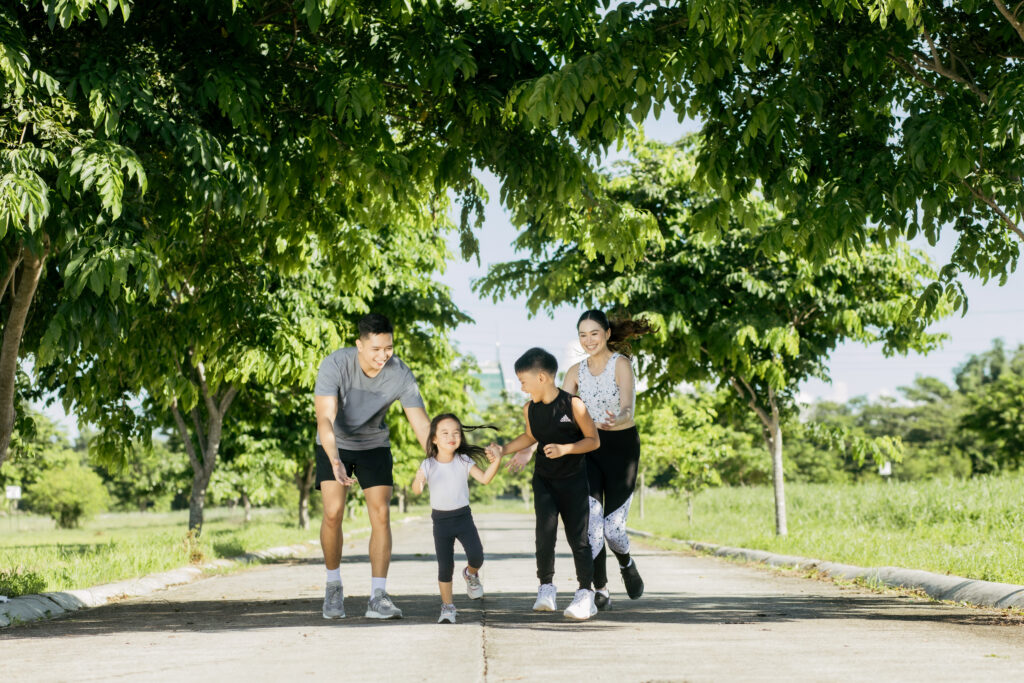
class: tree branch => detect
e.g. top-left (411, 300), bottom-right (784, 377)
top-left (171, 401), bottom-right (202, 474)
top-left (190, 406), bottom-right (208, 461)
top-left (908, 47), bottom-right (989, 103)
top-left (730, 376), bottom-right (772, 428)
top-left (0, 249), bottom-right (23, 305)
top-left (888, 52), bottom-right (949, 98)
top-left (994, 0), bottom-right (1024, 44)
top-left (963, 180), bottom-right (1024, 243)
top-left (218, 385), bottom-right (239, 416)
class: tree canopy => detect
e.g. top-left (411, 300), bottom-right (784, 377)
top-left (508, 0), bottom-right (1023, 309)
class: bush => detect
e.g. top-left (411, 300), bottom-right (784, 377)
top-left (0, 567), bottom-right (47, 597)
top-left (25, 464), bottom-right (110, 528)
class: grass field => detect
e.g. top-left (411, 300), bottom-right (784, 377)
top-left (629, 474), bottom-right (1024, 585)
top-left (0, 506), bottom-right (358, 596)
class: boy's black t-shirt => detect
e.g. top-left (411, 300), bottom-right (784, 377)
top-left (528, 389), bottom-right (586, 479)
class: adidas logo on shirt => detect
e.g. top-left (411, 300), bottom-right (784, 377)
top-left (559, 414), bottom-right (572, 423)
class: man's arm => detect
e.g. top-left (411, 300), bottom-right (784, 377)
top-left (315, 394), bottom-right (353, 485)
top-left (403, 405), bottom-right (431, 450)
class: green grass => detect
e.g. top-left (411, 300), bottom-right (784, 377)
top-left (0, 507), bottom-right (369, 596)
top-left (630, 474), bottom-right (1024, 585)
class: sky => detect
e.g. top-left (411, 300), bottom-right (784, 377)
top-left (440, 112), bottom-right (1024, 404)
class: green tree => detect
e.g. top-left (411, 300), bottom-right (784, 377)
top-left (480, 139), bottom-right (947, 535)
top-left (958, 341), bottom-right (1024, 472)
top-left (3, 0), bottom-right (663, 470)
top-left (24, 461), bottom-right (109, 528)
top-left (635, 390), bottom-right (725, 522)
top-left (509, 1), bottom-right (1023, 309)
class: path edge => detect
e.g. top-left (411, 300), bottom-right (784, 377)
top-left (627, 528), bottom-right (1024, 610)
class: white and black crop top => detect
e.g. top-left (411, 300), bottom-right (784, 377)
top-left (577, 353), bottom-right (633, 426)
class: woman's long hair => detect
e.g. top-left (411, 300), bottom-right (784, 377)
top-left (425, 413), bottom-right (496, 468)
top-left (577, 309), bottom-right (655, 356)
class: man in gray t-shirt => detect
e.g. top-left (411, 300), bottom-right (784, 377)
top-left (314, 313), bottom-right (430, 620)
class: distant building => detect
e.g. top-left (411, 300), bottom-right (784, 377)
top-left (469, 347), bottom-right (508, 411)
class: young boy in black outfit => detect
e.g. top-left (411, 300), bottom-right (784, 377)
top-left (487, 347), bottom-right (601, 620)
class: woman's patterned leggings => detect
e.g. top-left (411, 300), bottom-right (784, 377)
top-left (586, 426), bottom-right (641, 589)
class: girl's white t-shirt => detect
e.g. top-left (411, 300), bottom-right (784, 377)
top-left (418, 454), bottom-right (474, 511)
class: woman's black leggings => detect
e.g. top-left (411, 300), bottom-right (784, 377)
top-left (533, 469), bottom-right (593, 590)
top-left (587, 426), bottom-right (641, 589)
top-left (432, 506), bottom-right (484, 582)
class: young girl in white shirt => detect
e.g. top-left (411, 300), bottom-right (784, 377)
top-left (412, 413), bottom-right (503, 624)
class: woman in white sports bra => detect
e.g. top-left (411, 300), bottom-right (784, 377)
top-left (562, 309), bottom-right (652, 610)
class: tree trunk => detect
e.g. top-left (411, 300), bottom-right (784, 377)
top-left (766, 402), bottom-right (787, 537)
top-left (188, 474), bottom-right (209, 533)
top-left (296, 460), bottom-right (314, 530)
top-left (0, 244), bottom-right (48, 466)
top-left (397, 486), bottom-right (407, 514)
top-left (171, 372), bottom-right (238, 536)
top-left (686, 491), bottom-right (693, 524)
top-left (241, 491), bottom-right (252, 523)
top-left (732, 377), bottom-right (788, 536)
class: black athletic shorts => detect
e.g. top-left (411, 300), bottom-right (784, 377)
top-left (314, 444), bottom-right (394, 490)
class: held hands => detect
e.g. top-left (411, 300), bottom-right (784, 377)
top-left (331, 459), bottom-right (354, 486)
top-left (485, 442), bottom-right (503, 464)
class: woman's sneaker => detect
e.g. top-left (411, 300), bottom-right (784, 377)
top-left (594, 588), bottom-right (611, 611)
top-left (463, 568), bottom-right (484, 599)
top-left (322, 581), bottom-right (345, 619)
top-left (365, 589), bottom-right (403, 619)
top-left (438, 603), bottom-right (457, 624)
top-left (532, 583), bottom-right (557, 611)
top-left (563, 589), bottom-right (597, 620)
top-left (620, 559), bottom-right (644, 599)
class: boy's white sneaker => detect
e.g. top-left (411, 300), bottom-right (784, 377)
top-left (532, 583), bottom-right (557, 611)
top-left (563, 589), bottom-right (597, 620)
top-left (464, 568), bottom-right (484, 599)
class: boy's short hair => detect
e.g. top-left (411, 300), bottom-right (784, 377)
top-left (357, 313), bottom-right (393, 338)
top-left (514, 347), bottom-right (558, 376)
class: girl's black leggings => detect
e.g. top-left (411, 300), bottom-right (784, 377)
top-left (432, 506), bottom-right (484, 582)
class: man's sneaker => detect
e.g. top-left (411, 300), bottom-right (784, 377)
top-left (438, 603), bottom-right (457, 624)
top-left (594, 589), bottom-right (611, 612)
top-left (563, 589), bottom-right (597, 620)
top-left (463, 568), bottom-right (484, 600)
top-left (365, 589), bottom-right (403, 619)
top-left (621, 559), bottom-right (644, 600)
top-left (322, 581), bottom-right (345, 619)
top-left (532, 583), bottom-right (557, 611)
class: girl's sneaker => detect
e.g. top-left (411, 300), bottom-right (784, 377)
top-left (438, 603), bottom-right (457, 624)
top-left (463, 568), bottom-right (484, 599)
top-left (564, 589), bottom-right (597, 620)
top-left (532, 583), bottom-right (557, 611)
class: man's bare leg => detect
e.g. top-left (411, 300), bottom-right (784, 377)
top-left (320, 481), bottom-right (349, 570)
top-left (364, 485), bottom-right (393, 578)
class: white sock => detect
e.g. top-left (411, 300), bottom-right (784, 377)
top-left (371, 577), bottom-right (387, 594)
top-left (326, 568), bottom-right (341, 584)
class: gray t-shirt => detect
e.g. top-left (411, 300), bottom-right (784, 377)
top-left (314, 348), bottom-right (425, 450)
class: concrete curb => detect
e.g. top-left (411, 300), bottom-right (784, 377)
top-left (0, 539), bottom-right (319, 628)
top-left (627, 528), bottom-right (1024, 610)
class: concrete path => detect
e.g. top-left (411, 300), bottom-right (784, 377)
top-left (2, 513), bottom-right (1022, 682)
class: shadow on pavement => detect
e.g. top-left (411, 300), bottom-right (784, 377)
top-left (1, 590), bottom-right (995, 640)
